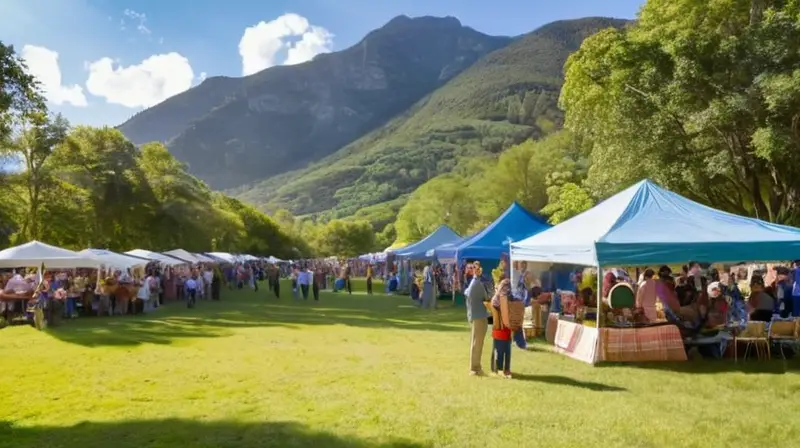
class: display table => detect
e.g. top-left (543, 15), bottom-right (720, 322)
top-left (553, 318), bottom-right (599, 364)
top-left (551, 319), bottom-right (688, 364)
top-left (599, 324), bottom-right (687, 362)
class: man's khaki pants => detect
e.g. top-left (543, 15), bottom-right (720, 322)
top-left (470, 318), bottom-right (489, 372)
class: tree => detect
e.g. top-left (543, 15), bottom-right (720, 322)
top-left (3, 113), bottom-right (69, 240)
top-left (315, 220), bottom-right (375, 257)
top-left (52, 126), bottom-right (152, 249)
top-left (474, 131), bottom-right (579, 224)
top-left (394, 174), bottom-right (478, 243)
top-left (541, 182), bottom-right (595, 224)
top-left (560, 0), bottom-right (800, 224)
top-left (0, 42), bottom-right (45, 145)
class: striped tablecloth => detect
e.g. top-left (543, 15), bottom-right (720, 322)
top-left (599, 324), bottom-right (687, 362)
top-left (550, 319), bottom-right (688, 364)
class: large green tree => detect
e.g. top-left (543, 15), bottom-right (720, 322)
top-left (394, 174), bottom-right (478, 243)
top-left (561, 0), bottom-right (800, 223)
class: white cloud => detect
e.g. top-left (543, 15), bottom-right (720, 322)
top-left (198, 72), bottom-right (207, 82)
top-left (123, 8), bottom-right (150, 35)
top-left (20, 45), bottom-right (88, 107)
top-left (238, 13), bottom-right (333, 76)
top-left (85, 52), bottom-right (194, 108)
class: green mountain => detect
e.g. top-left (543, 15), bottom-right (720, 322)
top-left (117, 16), bottom-right (512, 190)
top-left (232, 17), bottom-right (628, 220)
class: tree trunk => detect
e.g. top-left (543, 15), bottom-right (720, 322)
top-left (750, 0), bottom-right (765, 25)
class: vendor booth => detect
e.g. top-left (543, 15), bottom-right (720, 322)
top-left (393, 225), bottom-right (461, 260)
top-left (79, 249), bottom-right (149, 270)
top-left (125, 249), bottom-right (187, 266)
top-left (433, 202), bottom-right (550, 264)
top-left (511, 179), bottom-right (800, 364)
top-left (164, 249), bottom-right (204, 264)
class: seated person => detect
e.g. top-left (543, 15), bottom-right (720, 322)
top-left (748, 274), bottom-right (774, 322)
top-left (705, 282), bottom-right (728, 328)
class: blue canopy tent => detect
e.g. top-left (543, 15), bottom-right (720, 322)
top-left (511, 179), bottom-right (800, 365)
top-left (511, 179), bottom-right (800, 267)
top-left (436, 202), bottom-right (551, 263)
top-left (425, 235), bottom-right (474, 264)
top-left (393, 225), bottom-right (461, 260)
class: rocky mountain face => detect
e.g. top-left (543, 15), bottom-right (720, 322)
top-left (117, 16), bottom-right (512, 190)
top-left (232, 17), bottom-right (629, 219)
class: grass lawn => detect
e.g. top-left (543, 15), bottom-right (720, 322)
top-left (1, 279), bottom-right (799, 448)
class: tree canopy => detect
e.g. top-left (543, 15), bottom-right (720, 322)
top-left (561, 0), bottom-right (800, 224)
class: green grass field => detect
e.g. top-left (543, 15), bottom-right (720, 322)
top-left (1, 280), bottom-right (799, 448)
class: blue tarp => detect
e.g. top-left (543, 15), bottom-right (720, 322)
top-left (393, 225), bottom-right (461, 260)
top-left (435, 202), bottom-right (551, 263)
top-left (511, 179), bottom-right (800, 267)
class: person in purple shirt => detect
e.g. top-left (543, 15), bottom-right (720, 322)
top-left (791, 261), bottom-right (800, 317)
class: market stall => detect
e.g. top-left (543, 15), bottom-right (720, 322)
top-left (125, 249), bottom-right (187, 266)
top-left (0, 241), bottom-right (103, 326)
top-left (432, 202), bottom-right (549, 265)
top-left (511, 179), bottom-right (800, 364)
top-left (206, 251), bottom-right (236, 264)
top-left (393, 225), bottom-right (461, 260)
top-left (164, 249), bottom-right (204, 264)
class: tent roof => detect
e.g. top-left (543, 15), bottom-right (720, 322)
top-left (193, 253), bottom-right (216, 263)
top-left (164, 249), bottom-right (202, 264)
top-left (393, 225), bottom-right (461, 260)
top-left (125, 249), bottom-right (186, 266)
top-left (0, 241), bottom-right (102, 269)
top-left (511, 179), bottom-right (800, 267)
top-left (207, 252), bottom-right (236, 263)
top-left (80, 249), bottom-right (149, 269)
top-left (436, 202), bottom-right (550, 262)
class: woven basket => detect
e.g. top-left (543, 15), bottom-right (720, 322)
top-left (508, 301), bottom-right (524, 331)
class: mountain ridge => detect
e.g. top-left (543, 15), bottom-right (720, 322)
top-left (117, 15), bottom-right (513, 190)
top-left (232, 17), bottom-right (630, 221)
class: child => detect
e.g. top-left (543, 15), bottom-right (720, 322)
top-left (491, 278), bottom-right (513, 379)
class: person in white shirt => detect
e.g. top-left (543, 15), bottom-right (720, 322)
top-left (196, 271), bottom-right (205, 300)
top-left (137, 275), bottom-right (151, 314)
top-left (203, 268), bottom-right (213, 298)
top-left (298, 265), bottom-right (311, 300)
top-left (185, 275), bottom-right (198, 308)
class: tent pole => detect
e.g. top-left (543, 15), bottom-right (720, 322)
top-left (596, 265), bottom-right (602, 364)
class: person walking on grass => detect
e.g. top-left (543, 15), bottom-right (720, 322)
top-left (298, 265), bottom-right (310, 300)
top-left (185, 275), bottom-right (198, 308)
top-left (465, 263), bottom-right (490, 376)
top-left (366, 264), bottom-right (373, 295)
top-left (312, 264), bottom-right (324, 301)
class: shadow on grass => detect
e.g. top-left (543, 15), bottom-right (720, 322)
top-left (0, 419), bottom-right (425, 448)
top-left (512, 374), bottom-right (627, 392)
top-left (597, 359), bottom-right (800, 375)
top-left (44, 280), bottom-right (467, 347)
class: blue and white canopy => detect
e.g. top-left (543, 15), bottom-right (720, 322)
top-left (433, 202), bottom-right (550, 263)
top-left (511, 179), bottom-right (800, 267)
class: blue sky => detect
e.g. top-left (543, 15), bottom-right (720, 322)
top-left (1, 0), bottom-right (644, 127)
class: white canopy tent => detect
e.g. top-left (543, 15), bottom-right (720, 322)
top-left (0, 241), bottom-right (102, 269)
top-left (207, 252), bottom-right (236, 263)
top-left (79, 249), bottom-right (149, 269)
top-left (193, 253), bottom-right (216, 263)
top-left (164, 249), bottom-right (202, 264)
top-left (125, 249), bottom-right (186, 266)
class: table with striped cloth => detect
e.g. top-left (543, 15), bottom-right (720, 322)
top-left (599, 324), bottom-right (687, 362)
top-left (553, 319), bottom-right (599, 364)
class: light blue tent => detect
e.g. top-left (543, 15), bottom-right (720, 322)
top-left (511, 179), bottom-right (800, 267)
top-left (393, 225), bottom-right (461, 260)
top-left (434, 202), bottom-right (550, 263)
